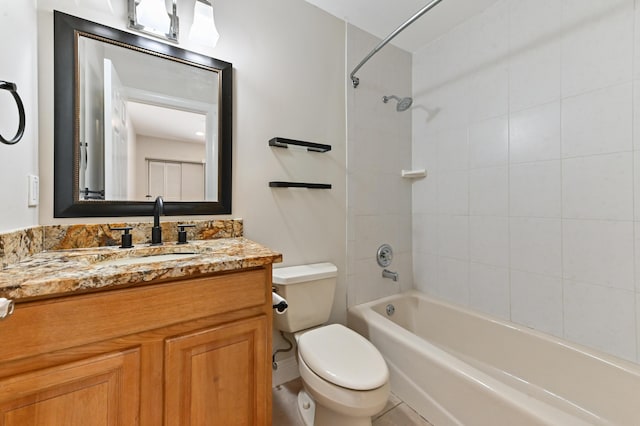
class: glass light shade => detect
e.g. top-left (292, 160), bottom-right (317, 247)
top-left (189, 0), bottom-right (219, 47)
top-left (128, 0), bottom-right (178, 42)
top-left (136, 0), bottom-right (171, 35)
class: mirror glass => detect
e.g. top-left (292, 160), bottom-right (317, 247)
top-left (54, 11), bottom-right (232, 217)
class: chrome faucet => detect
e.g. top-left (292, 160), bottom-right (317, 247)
top-left (382, 269), bottom-right (398, 282)
top-left (151, 196), bottom-right (164, 245)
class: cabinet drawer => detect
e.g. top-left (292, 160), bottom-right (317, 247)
top-left (0, 268), bottom-right (269, 363)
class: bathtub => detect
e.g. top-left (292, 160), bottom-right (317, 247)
top-left (348, 290), bottom-right (640, 426)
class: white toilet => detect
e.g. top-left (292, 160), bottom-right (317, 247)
top-left (272, 263), bottom-right (390, 426)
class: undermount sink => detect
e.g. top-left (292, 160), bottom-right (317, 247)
top-left (97, 252), bottom-right (199, 267)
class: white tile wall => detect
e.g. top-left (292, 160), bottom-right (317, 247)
top-left (413, 253), bottom-right (438, 295)
top-left (466, 0), bottom-right (509, 66)
top-left (469, 116), bottom-right (509, 168)
top-left (348, 24), bottom-right (413, 306)
top-left (436, 127), bottom-right (469, 172)
top-left (412, 171), bottom-right (437, 215)
top-left (412, 0), bottom-right (640, 363)
top-left (509, 43), bottom-right (562, 113)
top-left (560, 0), bottom-right (633, 98)
top-left (509, 160), bottom-right (561, 218)
top-left (510, 270), bottom-right (563, 337)
top-left (561, 83), bottom-right (633, 158)
top-left (437, 170), bottom-right (469, 215)
top-left (563, 280), bottom-right (636, 361)
top-left (468, 64), bottom-right (509, 122)
top-left (509, 102), bottom-right (561, 163)
top-left (436, 257), bottom-right (470, 305)
top-left (436, 215), bottom-right (469, 261)
top-left (469, 216), bottom-right (509, 268)
top-left (468, 263), bottom-right (510, 320)
top-left (562, 153), bottom-right (633, 221)
top-left (562, 219), bottom-right (634, 290)
top-left (508, 0), bottom-right (563, 48)
top-left (510, 217), bottom-right (562, 277)
top-left (469, 166), bottom-right (508, 216)
top-left (509, 0), bottom-right (562, 112)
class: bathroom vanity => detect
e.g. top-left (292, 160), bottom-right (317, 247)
top-left (0, 236), bottom-right (281, 425)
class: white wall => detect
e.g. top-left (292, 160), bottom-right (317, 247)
top-left (347, 25), bottom-right (413, 306)
top-left (0, 0), bottom-right (39, 232)
top-left (412, 0), bottom-right (640, 363)
top-left (191, 0), bottom-right (347, 324)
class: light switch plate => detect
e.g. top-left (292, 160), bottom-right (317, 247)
top-left (28, 174), bottom-right (39, 207)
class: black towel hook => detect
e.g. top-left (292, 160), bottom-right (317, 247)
top-left (0, 81), bottom-right (26, 145)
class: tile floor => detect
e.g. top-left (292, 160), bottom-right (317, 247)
top-left (272, 378), bottom-right (433, 426)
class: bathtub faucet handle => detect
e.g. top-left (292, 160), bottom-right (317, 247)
top-left (382, 269), bottom-right (398, 282)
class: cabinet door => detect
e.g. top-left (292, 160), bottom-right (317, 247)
top-left (0, 348), bottom-right (140, 426)
top-left (165, 316), bottom-right (269, 426)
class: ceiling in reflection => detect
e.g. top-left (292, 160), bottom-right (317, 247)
top-left (127, 102), bottom-right (206, 144)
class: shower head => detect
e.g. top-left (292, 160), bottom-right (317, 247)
top-left (382, 95), bottom-right (413, 112)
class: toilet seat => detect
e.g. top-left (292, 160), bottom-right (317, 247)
top-left (298, 352), bottom-right (390, 420)
top-left (298, 324), bottom-right (388, 390)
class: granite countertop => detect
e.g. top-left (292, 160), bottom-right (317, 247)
top-left (0, 237), bottom-right (282, 301)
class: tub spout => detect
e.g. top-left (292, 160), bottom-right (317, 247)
top-left (382, 269), bottom-right (398, 281)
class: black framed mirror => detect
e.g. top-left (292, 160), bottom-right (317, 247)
top-left (54, 11), bottom-right (232, 217)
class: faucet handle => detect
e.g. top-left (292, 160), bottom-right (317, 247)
top-left (110, 226), bottom-right (133, 249)
top-left (177, 224), bottom-right (196, 244)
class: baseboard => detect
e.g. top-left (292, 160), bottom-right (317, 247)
top-left (272, 355), bottom-right (300, 387)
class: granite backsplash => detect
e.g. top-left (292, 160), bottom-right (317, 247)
top-left (0, 219), bottom-right (243, 268)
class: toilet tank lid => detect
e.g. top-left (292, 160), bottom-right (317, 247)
top-left (272, 262), bottom-right (337, 285)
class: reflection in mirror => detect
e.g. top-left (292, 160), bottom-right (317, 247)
top-left (54, 11), bottom-right (232, 217)
top-left (78, 35), bottom-right (217, 202)
top-left (127, 103), bottom-right (208, 202)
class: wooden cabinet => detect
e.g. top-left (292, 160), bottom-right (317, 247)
top-left (0, 267), bottom-right (273, 425)
top-left (0, 348), bottom-right (140, 426)
top-left (165, 316), bottom-right (269, 425)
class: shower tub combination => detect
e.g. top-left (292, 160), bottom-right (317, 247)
top-left (348, 290), bottom-right (640, 425)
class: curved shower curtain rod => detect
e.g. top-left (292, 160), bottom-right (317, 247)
top-left (350, 0), bottom-right (444, 88)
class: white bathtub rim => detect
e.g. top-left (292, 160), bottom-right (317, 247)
top-left (352, 290), bottom-right (640, 378)
top-left (350, 304), bottom-right (600, 425)
top-left (348, 291), bottom-right (625, 425)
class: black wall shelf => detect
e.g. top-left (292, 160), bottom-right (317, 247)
top-left (269, 181), bottom-right (332, 189)
top-left (269, 137), bottom-right (331, 153)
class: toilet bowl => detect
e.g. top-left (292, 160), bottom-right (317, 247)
top-left (296, 324), bottom-right (389, 426)
top-left (272, 264), bottom-right (390, 425)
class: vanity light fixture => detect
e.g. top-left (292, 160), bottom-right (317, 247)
top-left (189, 0), bottom-right (219, 48)
top-left (128, 0), bottom-right (179, 42)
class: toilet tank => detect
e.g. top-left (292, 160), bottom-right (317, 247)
top-left (272, 263), bottom-right (337, 333)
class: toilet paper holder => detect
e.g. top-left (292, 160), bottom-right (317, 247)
top-left (271, 288), bottom-right (288, 313)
